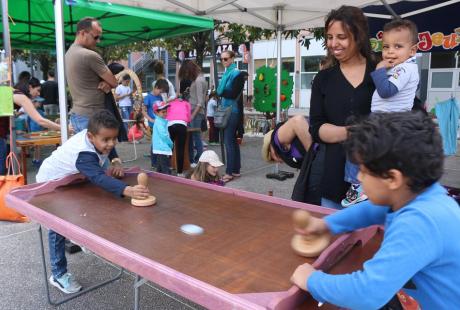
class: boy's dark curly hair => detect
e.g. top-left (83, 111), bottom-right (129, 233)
top-left (88, 110), bottom-right (119, 135)
top-left (344, 111), bottom-right (443, 193)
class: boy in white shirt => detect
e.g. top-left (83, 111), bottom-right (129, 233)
top-left (342, 19), bottom-right (420, 207)
top-left (115, 74), bottom-right (133, 130)
top-left (37, 110), bottom-right (149, 294)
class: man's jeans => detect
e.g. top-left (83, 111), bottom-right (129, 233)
top-left (223, 112), bottom-right (241, 175)
top-left (120, 106), bottom-right (132, 132)
top-left (70, 113), bottom-right (90, 134)
top-left (48, 230), bottom-right (67, 278)
top-left (188, 114), bottom-right (204, 164)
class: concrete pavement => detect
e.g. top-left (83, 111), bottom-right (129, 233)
top-left (1, 132), bottom-right (458, 310)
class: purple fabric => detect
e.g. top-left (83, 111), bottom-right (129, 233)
top-left (273, 128), bottom-right (303, 159)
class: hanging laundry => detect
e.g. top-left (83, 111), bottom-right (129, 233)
top-left (435, 97), bottom-right (459, 156)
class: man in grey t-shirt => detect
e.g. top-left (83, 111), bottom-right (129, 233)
top-left (65, 17), bottom-right (118, 133)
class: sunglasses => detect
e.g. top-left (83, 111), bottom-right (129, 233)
top-left (220, 57), bottom-right (230, 61)
top-left (88, 32), bottom-right (101, 41)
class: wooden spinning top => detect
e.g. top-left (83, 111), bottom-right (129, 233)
top-left (131, 173), bottom-right (156, 207)
top-left (291, 210), bottom-right (330, 257)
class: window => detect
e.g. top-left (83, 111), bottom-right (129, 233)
top-left (431, 52), bottom-right (456, 69)
top-left (301, 73), bottom-right (316, 90)
top-left (302, 56), bottom-right (324, 72)
top-left (431, 72), bottom-right (453, 88)
top-left (300, 56), bottom-right (324, 90)
top-left (254, 59), bottom-right (266, 71)
top-left (238, 61), bottom-right (248, 71)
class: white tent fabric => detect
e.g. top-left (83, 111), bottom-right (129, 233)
top-left (96, 0), bottom-right (406, 122)
top-left (95, 0), bottom-right (403, 30)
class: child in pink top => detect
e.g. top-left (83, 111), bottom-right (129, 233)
top-left (166, 98), bottom-right (191, 123)
top-left (128, 112), bottom-right (147, 142)
top-left (166, 98), bottom-right (192, 176)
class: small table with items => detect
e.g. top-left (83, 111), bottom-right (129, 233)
top-left (15, 131), bottom-right (61, 184)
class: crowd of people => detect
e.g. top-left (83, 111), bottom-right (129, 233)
top-left (1, 7), bottom-right (460, 309)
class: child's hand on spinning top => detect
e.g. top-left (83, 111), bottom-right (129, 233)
top-left (295, 216), bottom-right (330, 236)
top-left (290, 263), bottom-right (317, 291)
top-left (124, 185), bottom-right (149, 199)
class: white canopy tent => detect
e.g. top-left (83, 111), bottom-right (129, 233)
top-left (94, 0), bottom-right (410, 121)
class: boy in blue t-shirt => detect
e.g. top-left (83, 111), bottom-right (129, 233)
top-left (151, 101), bottom-right (173, 174)
top-left (291, 112), bottom-right (460, 309)
top-left (143, 79), bottom-right (169, 168)
top-left (36, 110), bottom-right (150, 294)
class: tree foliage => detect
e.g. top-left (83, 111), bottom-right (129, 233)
top-left (12, 49), bottom-right (56, 79)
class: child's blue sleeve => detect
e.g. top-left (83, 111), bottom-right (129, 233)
top-left (76, 152), bottom-right (127, 197)
top-left (371, 68), bottom-right (399, 98)
top-left (325, 200), bottom-right (389, 235)
top-left (308, 209), bottom-right (439, 309)
top-left (159, 123), bottom-right (173, 148)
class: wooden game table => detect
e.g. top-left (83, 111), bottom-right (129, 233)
top-left (6, 168), bottom-right (382, 309)
top-left (16, 132), bottom-right (61, 184)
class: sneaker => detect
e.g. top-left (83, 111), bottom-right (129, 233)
top-left (190, 163), bottom-right (197, 168)
top-left (341, 184), bottom-right (368, 207)
top-left (49, 273), bottom-right (82, 294)
top-left (176, 173), bottom-right (186, 178)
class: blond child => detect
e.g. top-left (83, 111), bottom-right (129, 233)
top-left (189, 150), bottom-right (224, 186)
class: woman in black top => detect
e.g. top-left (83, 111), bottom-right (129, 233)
top-left (309, 6), bottom-right (375, 208)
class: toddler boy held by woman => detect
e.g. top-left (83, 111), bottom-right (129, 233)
top-left (342, 19), bottom-right (420, 207)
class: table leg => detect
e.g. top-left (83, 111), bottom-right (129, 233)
top-left (37, 225), bottom-right (124, 306)
top-left (21, 147), bottom-right (27, 185)
top-left (134, 275), bottom-right (147, 310)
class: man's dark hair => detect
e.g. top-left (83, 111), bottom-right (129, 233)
top-left (154, 79), bottom-right (169, 93)
top-left (344, 112), bottom-right (443, 193)
top-left (87, 110), bottom-right (119, 135)
top-left (76, 17), bottom-right (99, 33)
top-left (383, 19), bottom-right (419, 45)
top-left (122, 74), bottom-right (131, 81)
top-left (48, 70), bottom-right (55, 78)
top-left (153, 61), bottom-right (165, 75)
top-left (18, 71), bottom-right (31, 84)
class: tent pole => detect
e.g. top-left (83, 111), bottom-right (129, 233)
top-left (210, 26), bottom-right (226, 163)
top-left (276, 7), bottom-right (282, 124)
top-left (2, 0), bottom-right (19, 166)
top-left (54, 0), bottom-right (69, 142)
top-left (380, 0), bottom-right (400, 18)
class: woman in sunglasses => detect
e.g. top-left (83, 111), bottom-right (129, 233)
top-left (217, 50), bottom-right (246, 183)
